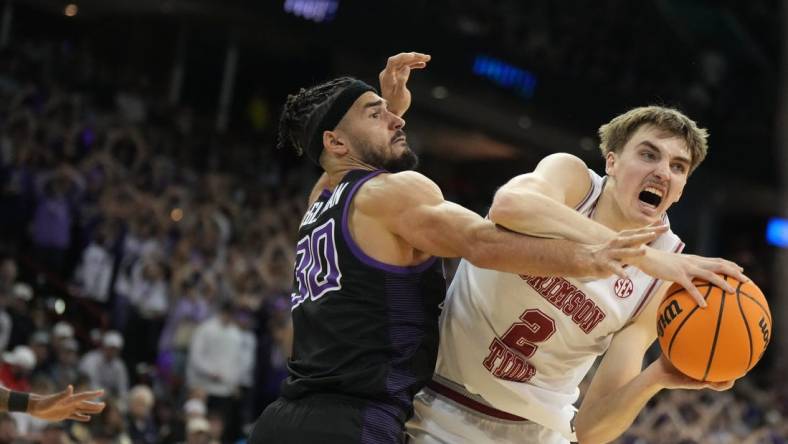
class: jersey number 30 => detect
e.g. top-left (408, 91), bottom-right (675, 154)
top-left (291, 219), bottom-right (342, 308)
top-left (482, 309), bottom-right (556, 383)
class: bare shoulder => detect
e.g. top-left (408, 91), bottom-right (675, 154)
top-left (356, 170), bottom-right (444, 215)
top-left (532, 152), bottom-right (590, 183)
top-left (499, 153), bottom-right (592, 207)
top-left (378, 170), bottom-right (442, 196)
top-left (538, 152), bottom-right (588, 169)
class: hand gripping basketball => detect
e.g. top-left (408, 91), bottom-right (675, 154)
top-left (633, 250), bottom-right (748, 308)
top-left (657, 276), bottom-right (771, 382)
top-left (649, 355), bottom-right (735, 391)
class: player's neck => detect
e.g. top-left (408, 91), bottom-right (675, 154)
top-left (325, 160), bottom-right (376, 188)
top-left (595, 188), bottom-right (647, 232)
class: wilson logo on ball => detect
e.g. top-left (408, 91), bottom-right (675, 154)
top-left (759, 318), bottom-right (770, 344)
top-left (613, 278), bottom-right (634, 299)
top-left (656, 300), bottom-right (683, 338)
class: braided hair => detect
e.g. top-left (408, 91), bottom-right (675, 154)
top-left (277, 76), bottom-right (359, 158)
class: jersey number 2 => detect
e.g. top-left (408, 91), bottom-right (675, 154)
top-left (482, 309), bottom-right (556, 382)
top-left (291, 219), bottom-right (342, 308)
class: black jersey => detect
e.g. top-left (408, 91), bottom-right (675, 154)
top-left (282, 169), bottom-right (445, 422)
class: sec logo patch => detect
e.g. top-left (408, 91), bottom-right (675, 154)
top-left (614, 278), bottom-right (634, 299)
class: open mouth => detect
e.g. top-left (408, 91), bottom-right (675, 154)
top-left (638, 186), bottom-right (664, 209)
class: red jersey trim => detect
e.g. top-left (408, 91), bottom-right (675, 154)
top-left (426, 380), bottom-right (528, 422)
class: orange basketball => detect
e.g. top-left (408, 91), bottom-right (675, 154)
top-left (656, 276), bottom-right (771, 382)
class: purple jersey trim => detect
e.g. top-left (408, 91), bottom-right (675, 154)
top-left (342, 170), bottom-right (438, 274)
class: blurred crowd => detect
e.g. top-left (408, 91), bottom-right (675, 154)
top-left (0, 18), bottom-right (784, 444)
top-left (0, 38), bottom-right (304, 443)
top-left (616, 381), bottom-right (788, 444)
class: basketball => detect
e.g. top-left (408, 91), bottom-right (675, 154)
top-left (656, 276), bottom-right (771, 382)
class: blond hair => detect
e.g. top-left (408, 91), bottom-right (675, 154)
top-left (598, 106), bottom-right (709, 174)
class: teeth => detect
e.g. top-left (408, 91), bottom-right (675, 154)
top-left (644, 186), bottom-right (663, 197)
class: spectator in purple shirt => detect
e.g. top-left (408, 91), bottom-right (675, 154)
top-left (29, 166), bottom-right (84, 276)
top-left (156, 271), bottom-right (211, 387)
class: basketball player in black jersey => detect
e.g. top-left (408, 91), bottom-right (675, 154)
top-left (250, 53), bottom-right (665, 444)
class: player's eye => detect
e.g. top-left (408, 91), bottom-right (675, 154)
top-left (641, 151), bottom-right (657, 160)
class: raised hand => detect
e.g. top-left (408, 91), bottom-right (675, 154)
top-left (28, 386), bottom-right (105, 422)
top-left (581, 225), bottom-right (668, 279)
top-left (379, 52), bottom-right (431, 117)
top-left (633, 249), bottom-right (747, 308)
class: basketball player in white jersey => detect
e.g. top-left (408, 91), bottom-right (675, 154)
top-left (405, 106), bottom-right (748, 444)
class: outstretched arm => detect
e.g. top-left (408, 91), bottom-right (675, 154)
top-left (0, 386), bottom-right (105, 422)
top-left (367, 171), bottom-right (658, 279)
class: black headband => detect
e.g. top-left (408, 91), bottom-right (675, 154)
top-left (306, 80), bottom-right (377, 165)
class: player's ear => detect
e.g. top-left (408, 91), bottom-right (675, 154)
top-left (323, 130), bottom-right (347, 156)
top-left (604, 151), bottom-right (617, 176)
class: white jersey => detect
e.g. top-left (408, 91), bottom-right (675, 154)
top-left (434, 169), bottom-right (684, 441)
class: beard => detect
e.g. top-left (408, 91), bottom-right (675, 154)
top-left (352, 131), bottom-right (419, 173)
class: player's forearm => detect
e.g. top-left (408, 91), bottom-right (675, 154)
top-left (466, 224), bottom-right (597, 277)
top-left (489, 188), bottom-right (615, 244)
top-left (575, 367), bottom-right (663, 444)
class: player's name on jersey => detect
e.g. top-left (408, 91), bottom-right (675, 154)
top-left (301, 181), bottom-right (350, 227)
top-left (519, 275), bottom-right (607, 334)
